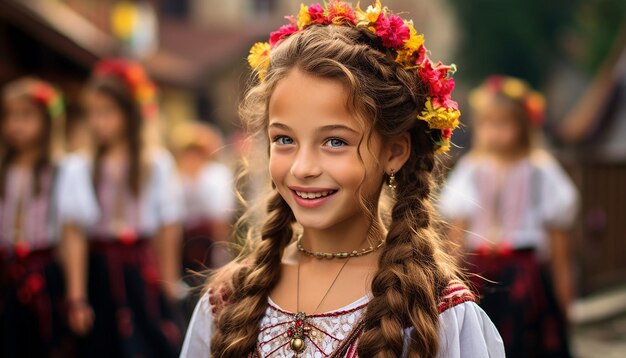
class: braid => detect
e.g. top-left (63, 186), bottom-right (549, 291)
top-left (210, 191), bottom-right (295, 357)
top-left (358, 131), bottom-right (451, 357)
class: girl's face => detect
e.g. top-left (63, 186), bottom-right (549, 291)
top-left (473, 99), bottom-right (523, 154)
top-left (1, 96), bottom-right (46, 150)
top-left (268, 68), bottom-right (389, 231)
top-left (84, 90), bottom-right (127, 146)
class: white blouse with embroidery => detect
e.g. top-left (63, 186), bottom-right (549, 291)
top-left (181, 293), bottom-right (504, 357)
top-left (56, 150), bottom-right (184, 238)
top-left (438, 152), bottom-right (579, 258)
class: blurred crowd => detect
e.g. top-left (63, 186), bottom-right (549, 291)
top-left (0, 59), bottom-right (237, 357)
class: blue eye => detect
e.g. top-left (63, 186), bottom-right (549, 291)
top-left (325, 138), bottom-right (346, 148)
top-left (274, 136), bottom-right (294, 145)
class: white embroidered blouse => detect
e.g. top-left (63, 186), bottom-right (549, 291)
top-left (181, 284), bottom-right (505, 357)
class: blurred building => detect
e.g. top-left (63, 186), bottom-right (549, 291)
top-left (556, 28), bottom-right (626, 296)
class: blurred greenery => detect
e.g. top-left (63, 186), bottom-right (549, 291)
top-left (449, 0), bottom-right (626, 87)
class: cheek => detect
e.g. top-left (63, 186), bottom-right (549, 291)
top-left (499, 123), bottom-right (519, 145)
top-left (268, 150), bottom-right (291, 184)
top-left (327, 155), bottom-right (365, 188)
top-left (25, 115), bottom-right (44, 136)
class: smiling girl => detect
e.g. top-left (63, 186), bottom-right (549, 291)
top-left (182, 1), bottom-right (504, 357)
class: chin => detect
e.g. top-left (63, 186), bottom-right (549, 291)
top-left (293, 213), bottom-right (337, 231)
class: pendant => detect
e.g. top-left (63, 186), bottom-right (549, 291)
top-left (287, 311), bottom-right (308, 353)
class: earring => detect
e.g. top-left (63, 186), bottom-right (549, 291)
top-left (387, 170), bottom-right (397, 190)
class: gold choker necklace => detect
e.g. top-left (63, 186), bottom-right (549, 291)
top-left (296, 234), bottom-right (384, 259)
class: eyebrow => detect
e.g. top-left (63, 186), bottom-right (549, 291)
top-left (268, 122), bottom-right (359, 134)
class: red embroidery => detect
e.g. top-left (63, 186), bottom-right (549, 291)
top-left (437, 279), bottom-right (477, 313)
top-left (235, 279), bottom-right (476, 357)
top-left (208, 286), bottom-right (233, 315)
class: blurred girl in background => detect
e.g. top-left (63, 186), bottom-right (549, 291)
top-left (174, 122), bottom-right (234, 284)
top-left (0, 78), bottom-right (71, 356)
top-left (440, 75), bottom-right (578, 357)
top-left (57, 59), bottom-right (184, 357)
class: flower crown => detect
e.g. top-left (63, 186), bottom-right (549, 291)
top-left (25, 80), bottom-right (64, 122)
top-left (247, 0), bottom-right (461, 153)
top-left (93, 58), bottom-right (158, 119)
top-left (469, 75), bottom-right (545, 127)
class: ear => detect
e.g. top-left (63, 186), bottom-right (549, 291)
top-left (383, 132), bottom-right (411, 173)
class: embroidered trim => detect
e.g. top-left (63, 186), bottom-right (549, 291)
top-left (267, 299), bottom-right (369, 318)
top-left (207, 286), bottom-right (233, 316)
top-left (437, 279), bottom-right (477, 313)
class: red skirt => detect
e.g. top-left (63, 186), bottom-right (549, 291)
top-left (467, 248), bottom-right (571, 358)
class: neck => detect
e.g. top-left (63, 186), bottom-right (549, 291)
top-left (491, 147), bottom-right (529, 164)
top-left (104, 140), bottom-right (129, 160)
top-left (300, 213), bottom-right (384, 255)
top-left (13, 146), bottom-right (42, 168)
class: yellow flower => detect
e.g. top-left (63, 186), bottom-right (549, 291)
top-left (435, 143), bottom-right (451, 154)
top-left (247, 42), bottom-right (271, 81)
top-left (356, 0), bottom-right (382, 26)
top-left (395, 21), bottom-right (425, 67)
top-left (404, 22), bottom-right (425, 53)
top-left (501, 78), bottom-right (526, 99)
top-left (297, 4), bottom-right (311, 29)
top-left (417, 99), bottom-right (461, 130)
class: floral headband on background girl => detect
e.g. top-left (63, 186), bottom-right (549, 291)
top-left (247, 0), bottom-right (461, 153)
top-left (93, 58), bottom-right (159, 120)
top-left (469, 75), bottom-right (546, 127)
top-left (6, 78), bottom-right (65, 123)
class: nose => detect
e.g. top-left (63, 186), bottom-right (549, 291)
top-left (290, 147), bottom-right (322, 179)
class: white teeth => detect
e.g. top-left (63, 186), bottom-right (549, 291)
top-left (295, 190), bottom-right (334, 199)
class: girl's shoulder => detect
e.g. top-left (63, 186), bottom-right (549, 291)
top-left (145, 146), bottom-right (176, 169)
top-left (437, 279), bottom-right (477, 314)
top-left (431, 280), bottom-right (505, 357)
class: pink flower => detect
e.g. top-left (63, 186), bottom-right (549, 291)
top-left (327, 0), bottom-right (356, 25)
top-left (269, 24), bottom-right (298, 47)
top-left (374, 14), bottom-right (410, 48)
top-left (308, 3), bottom-right (328, 25)
top-left (419, 59), bottom-right (457, 109)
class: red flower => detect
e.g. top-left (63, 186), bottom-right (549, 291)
top-left (269, 24), bottom-right (298, 47)
top-left (442, 128), bottom-right (452, 140)
top-left (327, 0), bottom-right (356, 25)
top-left (32, 84), bottom-right (54, 105)
top-left (374, 14), bottom-right (410, 48)
top-left (309, 3), bottom-right (328, 25)
top-left (419, 59), bottom-right (457, 109)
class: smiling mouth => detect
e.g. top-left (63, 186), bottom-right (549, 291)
top-left (293, 190), bottom-right (337, 199)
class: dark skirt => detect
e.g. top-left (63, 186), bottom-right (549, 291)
top-left (0, 247), bottom-right (74, 358)
top-left (182, 222), bottom-right (216, 285)
top-left (467, 247), bottom-right (571, 358)
top-left (181, 222), bottom-right (230, 321)
top-left (81, 238), bottom-right (184, 358)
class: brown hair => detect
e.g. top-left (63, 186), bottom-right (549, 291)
top-left (210, 25), bottom-right (459, 357)
top-left (85, 75), bottom-right (144, 196)
top-left (0, 78), bottom-right (62, 198)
